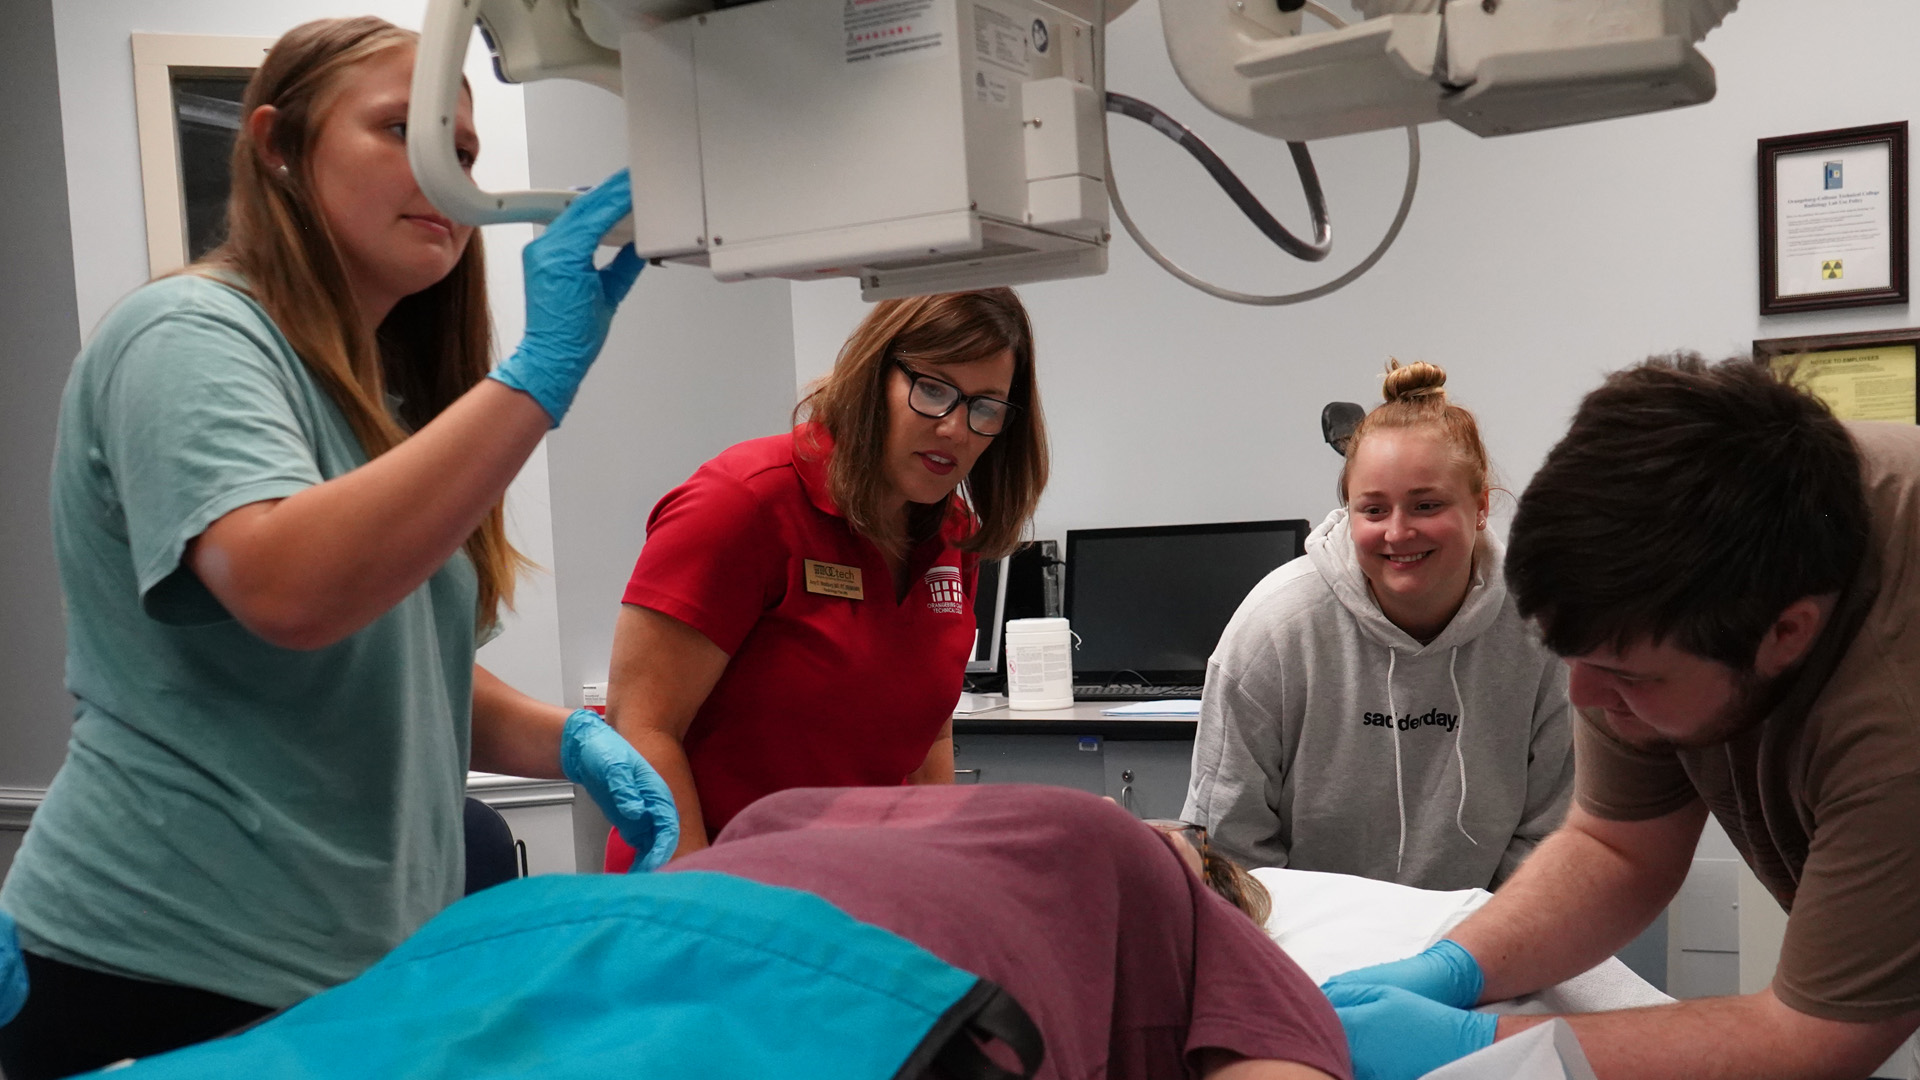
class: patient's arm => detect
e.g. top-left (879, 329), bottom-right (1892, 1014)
top-left (1494, 992), bottom-right (1920, 1080)
top-left (1194, 1049), bottom-right (1338, 1079)
top-left (1449, 800), bottom-right (1705, 1003)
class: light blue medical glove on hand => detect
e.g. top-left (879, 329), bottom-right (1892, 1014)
top-left (489, 169), bottom-right (645, 426)
top-left (1320, 939), bottom-right (1485, 1009)
top-left (559, 708), bottom-right (679, 872)
top-left (1324, 982), bottom-right (1497, 1080)
top-left (0, 909), bottom-right (27, 1027)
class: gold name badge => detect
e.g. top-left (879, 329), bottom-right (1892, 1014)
top-left (803, 559), bottom-right (865, 600)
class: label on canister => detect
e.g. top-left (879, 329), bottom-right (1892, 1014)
top-left (1005, 617), bottom-right (1073, 710)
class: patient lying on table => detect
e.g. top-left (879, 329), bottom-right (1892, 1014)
top-left (96, 785), bottom-right (1352, 1080)
top-left (671, 783), bottom-right (1351, 1080)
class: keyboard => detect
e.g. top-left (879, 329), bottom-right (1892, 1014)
top-left (1072, 683), bottom-right (1203, 701)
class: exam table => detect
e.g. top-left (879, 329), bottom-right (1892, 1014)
top-left (1257, 867), bottom-right (1919, 1079)
top-left (1255, 866), bottom-right (1669, 1080)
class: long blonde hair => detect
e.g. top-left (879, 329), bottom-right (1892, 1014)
top-left (194, 16), bottom-right (522, 622)
top-left (798, 289), bottom-right (1048, 559)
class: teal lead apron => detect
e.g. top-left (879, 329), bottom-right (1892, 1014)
top-left (80, 872), bottom-right (1042, 1079)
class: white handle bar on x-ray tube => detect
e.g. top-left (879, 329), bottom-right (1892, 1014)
top-left (407, 0), bottom-right (580, 227)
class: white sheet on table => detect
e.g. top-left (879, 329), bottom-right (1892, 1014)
top-left (1253, 867), bottom-right (1669, 1079)
top-left (1254, 866), bottom-right (1920, 1079)
top-left (1252, 866), bottom-right (1674, 1013)
top-left (1420, 1020), bottom-right (1598, 1080)
top-left (1255, 867), bottom-right (1491, 986)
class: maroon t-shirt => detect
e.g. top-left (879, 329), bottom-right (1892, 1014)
top-left (668, 784), bottom-right (1352, 1080)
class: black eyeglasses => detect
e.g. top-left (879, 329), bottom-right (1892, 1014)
top-left (1145, 818), bottom-right (1269, 922)
top-left (1146, 819), bottom-right (1211, 864)
top-left (893, 360), bottom-right (1020, 437)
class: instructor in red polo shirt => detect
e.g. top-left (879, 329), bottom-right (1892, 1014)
top-left (604, 289), bottom-right (1049, 867)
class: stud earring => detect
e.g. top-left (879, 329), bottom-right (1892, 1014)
top-left (276, 164), bottom-right (290, 178)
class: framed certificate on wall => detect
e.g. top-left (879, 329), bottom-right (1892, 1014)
top-left (1754, 328), bottom-right (1919, 424)
top-left (1758, 122), bottom-right (1909, 316)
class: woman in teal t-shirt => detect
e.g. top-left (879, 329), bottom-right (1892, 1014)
top-left (0, 17), bottom-right (675, 1079)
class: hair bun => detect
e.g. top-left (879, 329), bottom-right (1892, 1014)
top-left (1381, 359), bottom-right (1447, 404)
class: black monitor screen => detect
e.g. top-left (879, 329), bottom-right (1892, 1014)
top-left (1064, 520), bottom-right (1308, 681)
top-left (967, 556), bottom-right (1010, 673)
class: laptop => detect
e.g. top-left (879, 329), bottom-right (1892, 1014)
top-left (1065, 520), bottom-right (1309, 700)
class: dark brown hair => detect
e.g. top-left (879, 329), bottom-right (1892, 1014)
top-left (798, 289), bottom-right (1048, 558)
top-left (192, 17), bottom-right (522, 623)
top-left (1340, 359), bottom-right (1492, 504)
top-left (1507, 353), bottom-right (1868, 669)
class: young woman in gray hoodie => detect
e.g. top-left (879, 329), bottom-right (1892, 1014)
top-left (1182, 362), bottom-right (1573, 891)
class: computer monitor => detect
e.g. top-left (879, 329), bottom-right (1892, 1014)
top-left (967, 555), bottom-right (1011, 674)
top-left (1064, 520), bottom-right (1310, 685)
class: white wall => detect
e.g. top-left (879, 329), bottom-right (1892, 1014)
top-left (524, 80), bottom-right (799, 709)
top-left (46, 0), bottom-right (563, 702)
top-left (521, 79), bottom-right (799, 869)
top-left (793, 0), bottom-right (1920, 544)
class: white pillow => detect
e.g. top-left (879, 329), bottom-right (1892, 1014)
top-left (1252, 866), bottom-right (1673, 1015)
top-left (1253, 866), bottom-right (1491, 985)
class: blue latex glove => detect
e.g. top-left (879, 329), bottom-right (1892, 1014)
top-left (489, 170), bottom-right (645, 426)
top-left (0, 909), bottom-right (27, 1027)
top-left (559, 708), bottom-right (679, 872)
top-left (1320, 939), bottom-right (1485, 1009)
top-left (1324, 982), bottom-right (1497, 1080)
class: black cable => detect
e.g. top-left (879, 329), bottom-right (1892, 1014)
top-left (1105, 91), bottom-right (1332, 263)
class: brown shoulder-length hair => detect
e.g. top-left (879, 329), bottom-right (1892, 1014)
top-left (188, 16), bottom-right (523, 624)
top-left (797, 289), bottom-right (1048, 559)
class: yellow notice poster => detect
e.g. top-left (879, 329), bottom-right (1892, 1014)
top-left (1770, 346), bottom-right (1918, 422)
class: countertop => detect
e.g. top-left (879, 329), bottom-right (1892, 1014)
top-left (952, 701), bottom-right (1198, 740)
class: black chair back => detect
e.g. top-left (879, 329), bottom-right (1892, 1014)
top-left (463, 797), bottom-right (523, 896)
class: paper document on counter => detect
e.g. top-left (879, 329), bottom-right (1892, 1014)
top-left (953, 692), bottom-right (1009, 714)
top-left (1099, 700), bottom-right (1201, 716)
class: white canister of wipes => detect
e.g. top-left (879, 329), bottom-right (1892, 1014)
top-left (1005, 617), bottom-right (1075, 710)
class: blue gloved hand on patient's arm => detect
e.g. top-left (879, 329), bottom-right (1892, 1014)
top-left (1320, 939), bottom-right (1485, 1009)
top-left (489, 169), bottom-right (645, 427)
top-left (0, 909), bottom-right (27, 1027)
top-left (1323, 981), bottom-right (1497, 1080)
top-left (560, 708), bottom-right (680, 872)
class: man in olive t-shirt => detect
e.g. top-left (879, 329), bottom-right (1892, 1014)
top-left (1322, 356), bottom-right (1920, 1080)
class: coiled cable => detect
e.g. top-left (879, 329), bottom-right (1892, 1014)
top-left (1104, 90), bottom-right (1332, 262)
top-left (1093, 0), bottom-right (1423, 305)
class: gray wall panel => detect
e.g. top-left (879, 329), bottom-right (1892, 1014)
top-left (1, 0), bottom-right (81, 797)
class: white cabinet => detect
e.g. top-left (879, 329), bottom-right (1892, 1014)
top-left (465, 773), bottom-right (578, 877)
top-left (1665, 817), bottom-right (1742, 999)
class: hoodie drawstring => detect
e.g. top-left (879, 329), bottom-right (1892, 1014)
top-left (1389, 647), bottom-right (1477, 878)
top-left (1448, 647), bottom-right (1478, 847)
top-left (1386, 648), bottom-right (1407, 875)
